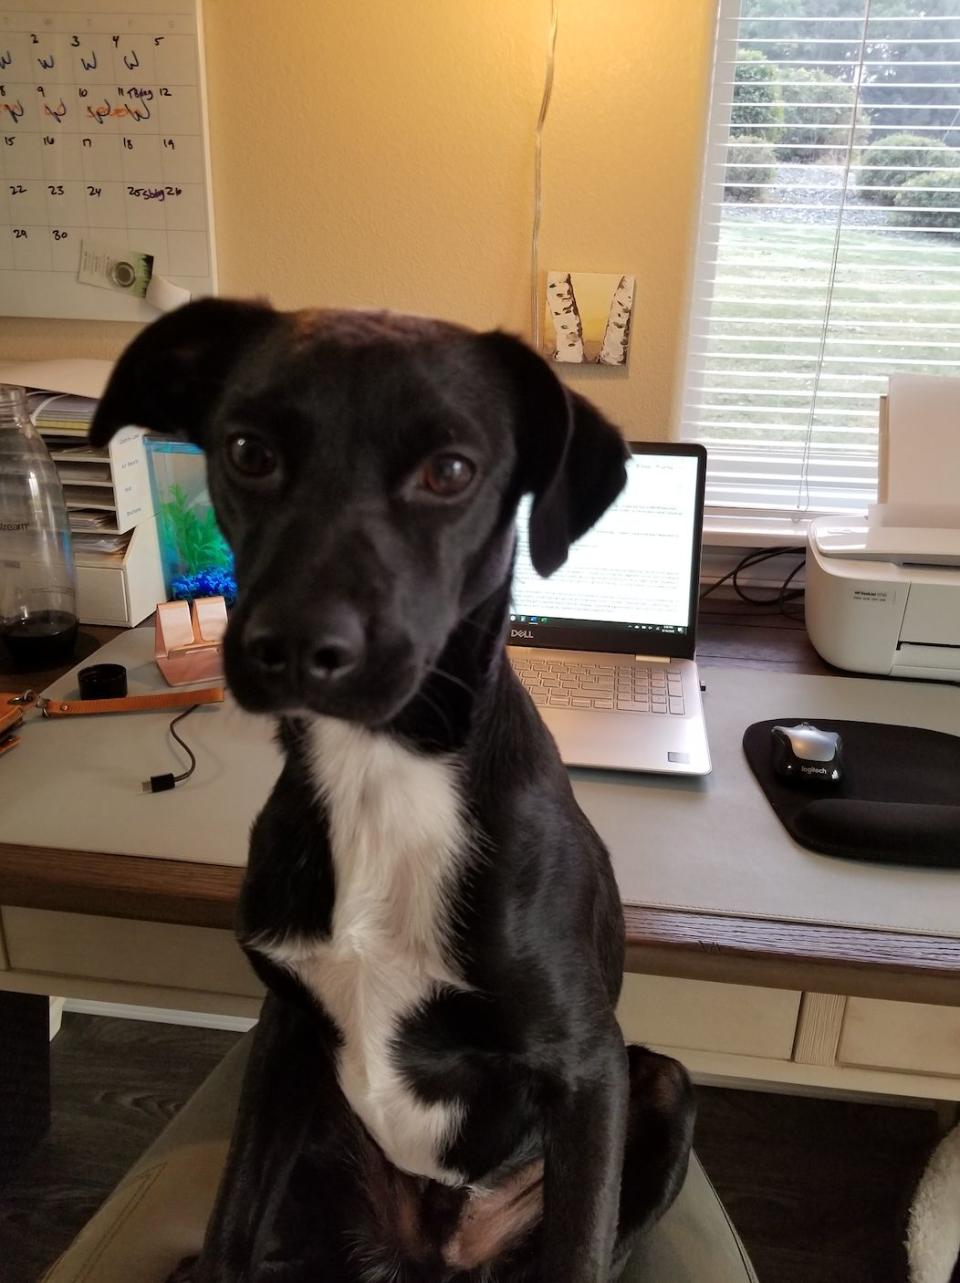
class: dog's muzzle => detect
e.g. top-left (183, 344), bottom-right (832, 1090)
top-left (239, 602), bottom-right (364, 698)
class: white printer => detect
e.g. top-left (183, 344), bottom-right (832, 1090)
top-left (805, 374), bottom-right (960, 683)
top-left (806, 518), bottom-right (960, 681)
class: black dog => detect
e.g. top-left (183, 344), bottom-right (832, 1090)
top-left (91, 300), bottom-right (694, 1283)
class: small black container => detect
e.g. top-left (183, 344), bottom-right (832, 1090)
top-left (77, 663), bottom-right (128, 700)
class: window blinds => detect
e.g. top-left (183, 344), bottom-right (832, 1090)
top-left (682, 0), bottom-right (960, 521)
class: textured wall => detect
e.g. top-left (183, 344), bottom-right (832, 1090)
top-left (0, 0), bottom-right (714, 438)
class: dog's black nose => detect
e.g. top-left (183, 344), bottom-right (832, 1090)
top-left (243, 607), bottom-right (365, 689)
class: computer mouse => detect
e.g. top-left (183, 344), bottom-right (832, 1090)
top-left (771, 722), bottom-right (844, 786)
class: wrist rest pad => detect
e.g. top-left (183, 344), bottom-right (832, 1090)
top-left (743, 719), bottom-right (960, 870)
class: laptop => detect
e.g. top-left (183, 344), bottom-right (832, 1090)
top-left (507, 441), bottom-right (711, 776)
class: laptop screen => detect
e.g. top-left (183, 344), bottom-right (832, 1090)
top-left (509, 443), bottom-right (706, 659)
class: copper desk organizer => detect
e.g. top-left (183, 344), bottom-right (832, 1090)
top-left (155, 596), bottom-right (227, 687)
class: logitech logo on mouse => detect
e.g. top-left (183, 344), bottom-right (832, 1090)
top-left (800, 764), bottom-right (828, 775)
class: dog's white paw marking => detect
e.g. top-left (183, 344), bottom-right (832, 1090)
top-left (257, 718), bottom-right (471, 1186)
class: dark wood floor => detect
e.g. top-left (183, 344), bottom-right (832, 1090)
top-left (0, 1013), bottom-right (941, 1283)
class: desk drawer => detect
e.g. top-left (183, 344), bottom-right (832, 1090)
top-left (838, 998), bottom-right (960, 1077)
top-left (617, 974), bottom-right (801, 1060)
top-left (2, 908), bottom-right (261, 999)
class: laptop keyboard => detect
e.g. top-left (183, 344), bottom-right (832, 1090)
top-left (511, 657), bottom-right (686, 715)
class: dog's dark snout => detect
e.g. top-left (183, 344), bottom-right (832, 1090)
top-left (242, 604), bottom-right (365, 693)
top-left (308, 619), bottom-right (363, 680)
top-left (245, 630), bottom-right (288, 675)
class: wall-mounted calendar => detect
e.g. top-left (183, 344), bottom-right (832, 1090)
top-left (0, 0), bottom-right (215, 320)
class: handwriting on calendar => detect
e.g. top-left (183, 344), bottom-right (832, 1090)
top-left (0, 2), bottom-right (214, 320)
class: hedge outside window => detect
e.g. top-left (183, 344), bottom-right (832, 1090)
top-left (681, 0), bottom-right (960, 523)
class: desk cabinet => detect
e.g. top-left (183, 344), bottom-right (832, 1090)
top-left (837, 998), bottom-right (960, 1079)
top-left (2, 908), bottom-right (263, 1001)
top-left (616, 975), bottom-right (801, 1061)
top-left (0, 907), bottom-right (264, 1021)
top-left (617, 980), bottom-right (960, 1104)
top-left (2, 908), bottom-right (958, 1104)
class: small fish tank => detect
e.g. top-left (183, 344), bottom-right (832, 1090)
top-left (145, 438), bottom-right (237, 605)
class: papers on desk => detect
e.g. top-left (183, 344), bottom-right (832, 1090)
top-left (63, 486), bottom-right (118, 511)
top-left (0, 357), bottom-right (112, 401)
top-left (71, 531), bottom-right (130, 557)
top-left (27, 392), bottom-right (99, 440)
top-left (69, 509), bottom-right (113, 530)
top-left (55, 462), bottom-right (111, 485)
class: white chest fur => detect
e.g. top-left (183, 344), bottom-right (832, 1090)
top-left (256, 718), bottom-right (469, 1186)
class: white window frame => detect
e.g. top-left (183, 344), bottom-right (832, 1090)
top-left (680, 0), bottom-right (889, 546)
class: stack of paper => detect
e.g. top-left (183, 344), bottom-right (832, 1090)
top-left (69, 510), bottom-right (114, 532)
top-left (0, 358), bottom-right (111, 400)
top-left (885, 376), bottom-right (960, 509)
top-left (0, 357), bottom-right (109, 444)
top-left (875, 376), bottom-right (960, 532)
top-left (63, 485), bottom-right (117, 511)
top-left (71, 531), bottom-right (131, 558)
top-left (28, 391), bottom-right (98, 440)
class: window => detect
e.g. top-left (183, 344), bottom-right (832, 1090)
top-left (681, 0), bottom-right (960, 528)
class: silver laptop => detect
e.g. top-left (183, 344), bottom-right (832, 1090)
top-left (508, 442), bottom-right (711, 776)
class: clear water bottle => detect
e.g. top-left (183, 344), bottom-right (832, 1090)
top-left (0, 384), bottom-right (78, 668)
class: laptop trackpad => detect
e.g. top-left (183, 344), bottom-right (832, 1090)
top-left (540, 707), bottom-right (711, 776)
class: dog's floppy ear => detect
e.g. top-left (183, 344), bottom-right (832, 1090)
top-left (89, 298), bottom-right (278, 448)
top-left (479, 331), bottom-right (629, 577)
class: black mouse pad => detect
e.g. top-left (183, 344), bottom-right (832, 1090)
top-left (743, 719), bottom-right (960, 870)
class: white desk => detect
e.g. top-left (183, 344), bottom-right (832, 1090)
top-left (2, 629), bottom-right (959, 1101)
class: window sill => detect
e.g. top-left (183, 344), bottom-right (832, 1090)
top-left (703, 511), bottom-right (811, 550)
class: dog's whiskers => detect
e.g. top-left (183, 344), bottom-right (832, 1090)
top-left (416, 684), bottom-right (458, 744)
top-left (428, 663), bottom-right (477, 699)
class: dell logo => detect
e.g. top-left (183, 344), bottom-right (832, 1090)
top-left (511, 628), bottom-right (535, 639)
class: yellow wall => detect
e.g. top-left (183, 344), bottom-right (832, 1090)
top-left (0, 1), bottom-right (715, 439)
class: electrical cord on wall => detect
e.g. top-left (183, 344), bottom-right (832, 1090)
top-left (142, 704), bottom-right (200, 793)
top-left (531, 0), bottom-right (559, 349)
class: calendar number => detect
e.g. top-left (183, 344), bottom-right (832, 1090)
top-left (48, 184), bottom-right (64, 196)
top-left (12, 228), bottom-right (27, 239)
top-left (52, 229), bottom-right (68, 241)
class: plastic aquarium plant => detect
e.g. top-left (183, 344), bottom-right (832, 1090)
top-left (158, 483), bottom-right (237, 604)
top-left (146, 432), bottom-right (239, 605)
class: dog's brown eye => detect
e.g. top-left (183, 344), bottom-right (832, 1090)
top-left (419, 453), bottom-right (475, 497)
top-left (226, 434), bottom-right (278, 480)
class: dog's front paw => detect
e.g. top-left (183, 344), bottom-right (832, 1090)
top-left (165, 1255), bottom-right (199, 1283)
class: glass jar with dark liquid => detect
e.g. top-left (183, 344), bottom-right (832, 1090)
top-left (0, 385), bottom-right (78, 669)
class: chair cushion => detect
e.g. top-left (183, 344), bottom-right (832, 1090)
top-left (621, 1154), bottom-right (758, 1283)
top-left (45, 1033), bottom-right (756, 1283)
